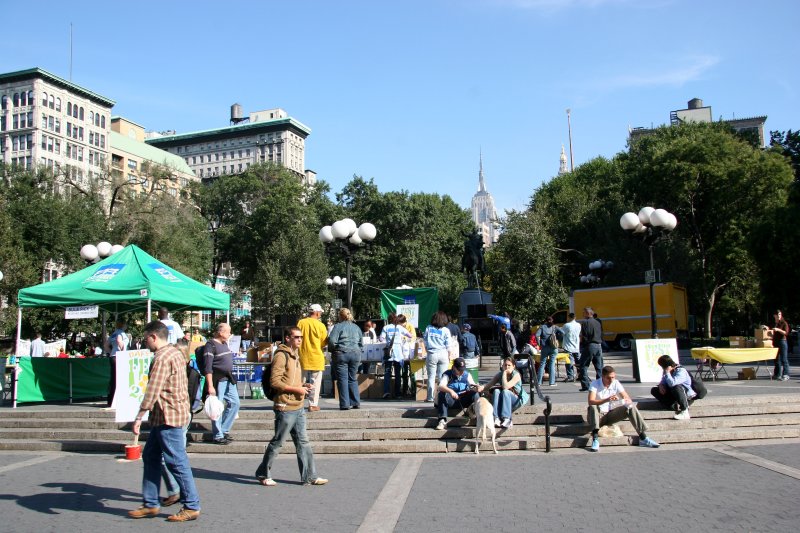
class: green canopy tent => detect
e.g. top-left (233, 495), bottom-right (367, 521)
top-left (379, 287), bottom-right (439, 330)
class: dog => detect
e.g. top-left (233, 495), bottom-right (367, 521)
top-left (468, 396), bottom-right (498, 454)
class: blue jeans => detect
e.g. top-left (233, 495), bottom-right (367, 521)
top-left (774, 339), bottom-right (790, 378)
top-left (161, 422), bottom-right (190, 496)
top-left (426, 351), bottom-right (449, 401)
top-left (579, 343), bottom-right (604, 389)
top-left (538, 347), bottom-right (558, 385)
top-left (335, 351), bottom-right (361, 409)
top-left (255, 408), bottom-right (318, 483)
top-left (383, 361), bottom-right (402, 396)
top-left (492, 388), bottom-right (521, 420)
top-left (142, 424), bottom-right (200, 510)
top-left (436, 390), bottom-right (479, 420)
top-left (211, 379), bottom-right (240, 440)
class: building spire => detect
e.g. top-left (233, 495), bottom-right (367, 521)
top-left (478, 149), bottom-right (486, 192)
top-left (558, 144), bottom-right (568, 175)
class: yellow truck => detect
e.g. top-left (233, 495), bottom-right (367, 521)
top-left (567, 283), bottom-right (689, 350)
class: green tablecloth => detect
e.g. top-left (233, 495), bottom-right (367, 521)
top-left (16, 357), bottom-right (110, 403)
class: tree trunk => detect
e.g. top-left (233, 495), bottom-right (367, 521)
top-left (704, 290), bottom-right (717, 339)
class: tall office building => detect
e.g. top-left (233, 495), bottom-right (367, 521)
top-left (470, 153), bottom-right (499, 247)
top-left (0, 67), bottom-right (115, 190)
top-left (146, 105), bottom-right (316, 186)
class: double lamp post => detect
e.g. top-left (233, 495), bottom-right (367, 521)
top-left (319, 219), bottom-right (377, 311)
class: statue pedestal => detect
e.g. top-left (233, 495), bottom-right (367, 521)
top-left (458, 289), bottom-right (493, 322)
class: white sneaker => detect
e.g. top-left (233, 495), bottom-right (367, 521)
top-left (494, 418), bottom-right (502, 428)
top-left (673, 409), bottom-right (690, 420)
top-left (436, 419), bottom-right (446, 430)
top-left (501, 419), bottom-right (513, 429)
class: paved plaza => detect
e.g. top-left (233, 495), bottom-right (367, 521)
top-left (1, 438), bottom-right (799, 532)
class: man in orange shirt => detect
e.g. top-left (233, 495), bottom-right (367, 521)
top-left (298, 304), bottom-right (328, 411)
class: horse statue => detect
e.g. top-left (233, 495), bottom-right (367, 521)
top-left (461, 229), bottom-right (485, 288)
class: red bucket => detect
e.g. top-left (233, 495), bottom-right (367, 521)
top-left (125, 444), bottom-right (142, 460)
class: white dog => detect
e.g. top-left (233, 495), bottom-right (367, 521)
top-left (470, 397), bottom-right (498, 454)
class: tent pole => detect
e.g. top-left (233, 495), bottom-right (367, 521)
top-left (15, 307), bottom-right (22, 355)
top-left (101, 310), bottom-right (108, 353)
top-left (147, 299), bottom-right (151, 322)
top-left (226, 310), bottom-right (230, 323)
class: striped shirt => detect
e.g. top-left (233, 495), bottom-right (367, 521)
top-left (139, 344), bottom-right (190, 428)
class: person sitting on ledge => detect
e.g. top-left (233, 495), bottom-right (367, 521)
top-left (435, 357), bottom-right (482, 431)
top-left (651, 355), bottom-right (697, 420)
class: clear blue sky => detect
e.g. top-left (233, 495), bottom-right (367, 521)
top-left (3, 0), bottom-right (798, 214)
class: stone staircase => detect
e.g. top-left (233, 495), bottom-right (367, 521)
top-left (1, 392), bottom-right (799, 454)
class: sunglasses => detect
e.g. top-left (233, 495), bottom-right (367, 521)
top-left (291, 335), bottom-right (303, 339)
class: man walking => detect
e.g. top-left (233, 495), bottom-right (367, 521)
top-left (578, 307), bottom-right (603, 392)
top-left (255, 327), bottom-right (328, 487)
top-left (158, 307), bottom-right (184, 345)
top-left (128, 321), bottom-right (200, 522)
top-left (203, 323), bottom-right (240, 444)
top-left (297, 304), bottom-right (328, 411)
top-left (561, 313), bottom-right (581, 383)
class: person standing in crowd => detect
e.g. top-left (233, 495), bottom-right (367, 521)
top-left (128, 321), bottom-right (200, 522)
top-left (561, 313), bottom-right (581, 383)
top-left (587, 366), bottom-right (660, 452)
top-left (434, 357), bottom-right (481, 430)
top-left (483, 356), bottom-right (528, 428)
top-left (380, 313), bottom-right (412, 399)
top-left (771, 310), bottom-right (791, 381)
top-left (106, 318), bottom-right (130, 407)
top-left (423, 311), bottom-right (452, 403)
top-left (203, 323), bottom-right (239, 444)
top-left (255, 327), bottom-right (328, 487)
top-left (30, 332), bottom-right (46, 357)
top-left (488, 312), bottom-right (512, 331)
top-left (651, 355), bottom-right (697, 420)
top-left (298, 304), bottom-right (328, 412)
top-left (535, 316), bottom-right (563, 387)
top-left (158, 307), bottom-right (184, 345)
top-left (241, 320), bottom-right (256, 352)
top-left (499, 322), bottom-right (516, 358)
top-left (358, 320), bottom-right (378, 374)
top-left (460, 323), bottom-right (480, 359)
top-left (446, 315), bottom-right (463, 356)
top-left (328, 308), bottom-right (363, 410)
top-left (397, 314), bottom-right (416, 396)
top-left (579, 307), bottom-right (604, 392)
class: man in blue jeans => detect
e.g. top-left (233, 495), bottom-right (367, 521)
top-left (255, 327), bottom-right (328, 487)
top-left (203, 323), bottom-right (240, 444)
top-left (128, 321), bottom-right (200, 522)
top-left (435, 358), bottom-right (483, 430)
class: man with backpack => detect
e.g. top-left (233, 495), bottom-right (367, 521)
top-left (535, 316), bottom-right (563, 387)
top-left (460, 323), bottom-right (480, 359)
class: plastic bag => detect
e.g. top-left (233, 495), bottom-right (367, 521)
top-left (204, 395), bottom-right (224, 421)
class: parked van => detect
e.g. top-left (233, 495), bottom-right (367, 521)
top-left (569, 283), bottom-right (689, 350)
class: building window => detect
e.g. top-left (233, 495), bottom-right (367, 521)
top-left (54, 97), bottom-right (60, 111)
top-left (101, 115), bottom-right (105, 128)
top-left (42, 92), bottom-right (48, 106)
top-left (128, 159), bottom-right (137, 170)
top-left (67, 102), bottom-right (72, 115)
top-left (1, 95), bottom-right (7, 110)
top-left (79, 107), bottom-right (84, 120)
top-left (192, 156), bottom-right (196, 164)
top-left (89, 111), bottom-right (94, 123)
top-left (199, 169), bottom-right (204, 177)
top-left (79, 127), bottom-right (84, 140)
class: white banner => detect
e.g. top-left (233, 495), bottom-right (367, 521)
top-left (43, 339), bottom-right (67, 356)
top-left (633, 338), bottom-right (679, 383)
top-left (396, 304), bottom-right (420, 329)
top-left (114, 349), bottom-right (154, 423)
top-left (228, 335), bottom-right (242, 354)
top-left (16, 339), bottom-right (31, 357)
top-left (65, 305), bottom-right (99, 319)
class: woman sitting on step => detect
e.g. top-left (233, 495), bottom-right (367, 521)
top-left (483, 357), bottom-right (529, 429)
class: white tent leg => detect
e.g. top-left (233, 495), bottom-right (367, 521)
top-left (15, 307), bottom-right (22, 355)
top-left (147, 299), bottom-right (151, 322)
top-left (226, 311), bottom-right (230, 323)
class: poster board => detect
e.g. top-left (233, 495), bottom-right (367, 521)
top-left (228, 335), bottom-right (242, 354)
top-left (114, 349), bottom-right (154, 422)
top-left (395, 304), bottom-right (420, 329)
top-left (633, 338), bottom-right (679, 383)
top-left (380, 288), bottom-right (438, 330)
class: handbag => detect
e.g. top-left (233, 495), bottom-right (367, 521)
top-left (383, 328), bottom-right (398, 362)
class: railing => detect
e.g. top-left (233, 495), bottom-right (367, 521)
top-left (525, 354), bottom-right (552, 452)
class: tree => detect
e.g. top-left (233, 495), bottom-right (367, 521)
top-left (622, 122), bottom-right (793, 337)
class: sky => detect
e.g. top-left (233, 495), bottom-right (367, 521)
top-left (2, 0), bottom-right (798, 215)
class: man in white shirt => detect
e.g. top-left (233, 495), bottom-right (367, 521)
top-left (158, 307), bottom-right (184, 345)
top-left (561, 313), bottom-right (582, 383)
top-left (587, 366), bottom-right (659, 452)
top-left (30, 332), bottom-right (46, 357)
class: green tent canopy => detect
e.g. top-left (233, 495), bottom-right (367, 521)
top-left (18, 244), bottom-right (229, 313)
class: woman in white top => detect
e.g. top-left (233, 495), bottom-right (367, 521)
top-left (379, 313), bottom-right (412, 399)
top-left (423, 311), bottom-right (452, 402)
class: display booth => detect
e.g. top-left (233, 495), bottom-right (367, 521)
top-left (10, 244), bottom-right (230, 407)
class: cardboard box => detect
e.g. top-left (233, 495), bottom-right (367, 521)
top-left (415, 380), bottom-right (429, 402)
top-left (755, 339), bottom-right (773, 348)
top-left (738, 367), bottom-right (757, 380)
top-left (248, 342), bottom-right (273, 363)
top-left (334, 374), bottom-right (374, 400)
top-left (729, 336), bottom-right (745, 348)
top-left (754, 328), bottom-right (773, 340)
top-left (746, 339), bottom-right (756, 348)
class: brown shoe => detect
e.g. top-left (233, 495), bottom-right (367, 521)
top-left (166, 507), bottom-right (200, 522)
top-left (161, 494), bottom-right (180, 507)
top-left (308, 406), bottom-right (321, 412)
top-left (128, 506), bottom-right (160, 519)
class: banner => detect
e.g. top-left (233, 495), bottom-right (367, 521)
top-left (114, 349), bottom-right (154, 423)
top-left (396, 304), bottom-right (420, 329)
top-left (15, 357), bottom-right (110, 403)
top-left (65, 305), bottom-right (99, 319)
top-left (43, 339), bottom-right (67, 356)
top-left (380, 288), bottom-right (438, 330)
top-left (228, 335), bottom-right (242, 354)
top-left (16, 339), bottom-right (31, 357)
top-left (633, 338), bottom-right (679, 382)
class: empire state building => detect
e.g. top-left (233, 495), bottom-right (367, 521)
top-left (470, 154), bottom-right (499, 246)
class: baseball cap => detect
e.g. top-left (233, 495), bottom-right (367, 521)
top-left (452, 357), bottom-right (466, 371)
top-left (309, 304), bottom-right (323, 313)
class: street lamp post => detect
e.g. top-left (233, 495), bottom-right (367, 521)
top-left (580, 259), bottom-right (614, 286)
top-left (620, 207), bottom-right (677, 339)
top-left (80, 242), bottom-right (124, 264)
top-left (326, 275), bottom-right (347, 310)
top-left (319, 219), bottom-right (377, 311)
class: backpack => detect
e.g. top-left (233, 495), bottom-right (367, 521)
top-left (690, 372), bottom-right (707, 400)
top-left (186, 363), bottom-right (203, 414)
top-left (547, 328), bottom-right (559, 349)
top-left (462, 332), bottom-right (477, 353)
top-left (261, 349), bottom-right (291, 401)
